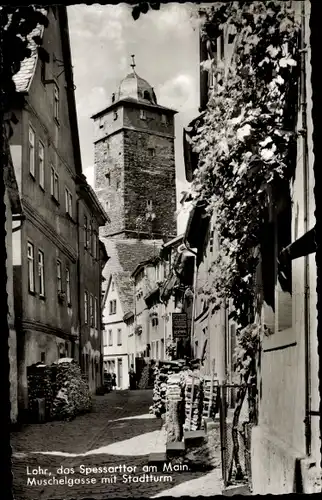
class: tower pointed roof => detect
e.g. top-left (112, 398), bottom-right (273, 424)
top-left (115, 55), bottom-right (158, 105)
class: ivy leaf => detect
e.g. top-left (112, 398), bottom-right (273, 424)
top-left (279, 57), bottom-right (297, 68)
top-left (149, 2), bottom-right (161, 10)
top-left (132, 5), bottom-right (141, 20)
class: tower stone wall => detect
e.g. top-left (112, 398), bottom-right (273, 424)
top-left (94, 101), bottom-right (177, 240)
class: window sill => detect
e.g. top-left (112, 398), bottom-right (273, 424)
top-left (54, 117), bottom-right (60, 127)
top-left (29, 172), bottom-right (36, 181)
top-left (67, 303), bottom-right (72, 308)
top-left (51, 195), bottom-right (60, 206)
top-left (39, 184), bottom-right (45, 192)
top-left (28, 290), bottom-right (36, 296)
top-left (39, 295), bottom-right (46, 301)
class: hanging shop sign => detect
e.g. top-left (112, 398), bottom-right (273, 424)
top-left (172, 313), bottom-right (188, 340)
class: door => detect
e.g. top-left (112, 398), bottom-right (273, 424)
top-left (117, 358), bottom-right (123, 389)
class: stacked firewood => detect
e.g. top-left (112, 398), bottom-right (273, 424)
top-left (149, 360), bottom-right (184, 417)
top-left (27, 363), bottom-right (54, 422)
top-left (51, 359), bottom-right (92, 421)
top-left (150, 364), bottom-right (168, 417)
top-left (138, 364), bottom-right (150, 389)
top-left (183, 371), bottom-right (203, 431)
top-left (166, 373), bottom-right (183, 442)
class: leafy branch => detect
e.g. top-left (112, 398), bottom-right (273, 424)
top-left (191, 1), bottom-right (300, 329)
top-left (131, 2), bottom-right (160, 21)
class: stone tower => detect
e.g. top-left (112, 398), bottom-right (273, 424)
top-left (92, 58), bottom-right (177, 240)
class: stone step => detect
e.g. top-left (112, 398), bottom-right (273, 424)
top-left (166, 441), bottom-right (186, 457)
top-left (184, 429), bottom-right (206, 447)
top-left (222, 484), bottom-right (252, 496)
top-left (148, 452), bottom-right (167, 465)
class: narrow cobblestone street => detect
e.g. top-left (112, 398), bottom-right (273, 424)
top-left (11, 390), bottom-right (220, 499)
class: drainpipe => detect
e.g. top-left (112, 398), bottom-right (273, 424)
top-left (300, 0), bottom-right (311, 457)
top-left (76, 196), bottom-right (82, 367)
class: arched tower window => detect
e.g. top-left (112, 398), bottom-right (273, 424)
top-left (143, 90), bottom-right (151, 101)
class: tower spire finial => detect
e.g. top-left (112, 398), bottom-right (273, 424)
top-left (130, 54), bottom-right (136, 72)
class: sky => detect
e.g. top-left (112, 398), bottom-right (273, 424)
top-left (67, 2), bottom-right (202, 233)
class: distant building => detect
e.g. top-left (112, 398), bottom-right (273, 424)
top-left (77, 182), bottom-right (109, 393)
top-left (101, 239), bottom-right (161, 389)
top-left (9, 6), bottom-right (108, 416)
top-left (92, 59), bottom-right (177, 240)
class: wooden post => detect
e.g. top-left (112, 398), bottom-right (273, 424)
top-left (208, 371), bottom-right (214, 418)
top-left (188, 374), bottom-right (195, 431)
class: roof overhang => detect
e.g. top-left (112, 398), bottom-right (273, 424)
top-left (91, 97), bottom-right (178, 120)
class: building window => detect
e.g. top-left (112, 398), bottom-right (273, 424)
top-left (84, 291), bottom-right (88, 324)
top-left (29, 126), bottom-right (35, 178)
top-left (108, 329), bottom-right (113, 346)
top-left (38, 140), bottom-right (45, 189)
top-left (105, 200), bottom-right (110, 210)
top-left (140, 109), bottom-right (146, 120)
top-left (147, 199), bottom-right (153, 211)
top-left (38, 250), bottom-right (45, 297)
top-left (40, 351), bottom-right (46, 363)
top-left (111, 282), bottom-right (115, 292)
top-left (84, 215), bottom-right (88, 249)
top-left (66, 267), bottom-right (71, 305)
top-left (117, 328), bottom-right (122, 346)
top-left (105, 171), bottom-right (111, 185)
top-left (57, 260), bottom-right (62, 292)
top-left (161, 114), bottom-right (167, 125)
top-left (90, 294), bottom-right (94, 327)
top-left (50, 165), bottom-right (59, 201)
top-left (65, 187), bottom-right (73, 217)
top-left (103, 330), bottom-right (107, 347)
top-left (148, 148), bottom-right (155, 158)
top-left (156, 340), bottom-right (159, 360)
top-left (109, 299), bottom-right (116, 315)
top-left (94, 296), bottom-right (98, 328)
top-left (54, 84), bottom-right (59, 122)
top-left (116, 179), bottom-right (120, 190)
top-left (113, 110), bottom-right (118, 121)
top-left (27, 242), bottom-right (35, 293)
top-left (93, 231), bottom-right (97, 259)
top-left (151, 317), bottom-right (159, 327)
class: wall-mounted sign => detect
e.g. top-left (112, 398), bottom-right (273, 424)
top-left (172, 313), bottom-right (188, 340)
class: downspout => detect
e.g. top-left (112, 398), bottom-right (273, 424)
top-left (76, 196), bottom-right (82, 367)
top-left (300, 0), bottom-right (311, 457)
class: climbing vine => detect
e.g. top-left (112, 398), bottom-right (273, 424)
top-left (190, 1), bottom-right (300, 329)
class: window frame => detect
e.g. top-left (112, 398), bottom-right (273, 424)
top-left (109, 299), bottom-right (116, 315)
top-left (54, 84), bottom-right (60, 123)
top-left (89, 293), bottom-right (94, 327)
top-left (66, 267), bottom-right (71, 305)
top-left (84, 290), bottom-right (88, 324)
top-left (117, 328), bottom-right (122, 346)
top-left (94, 296), bottom-right (98, 329)
top-left (50, 165), bottom-right (59, 201)
top-left (65, 187), bottom-right (73, 218)
top-left (84, 215), bottom-right (88, 249)
top-left (38, 249), bottom-right (45, 297)
top-left (38, 140), bottom-right (45, 189)
top-left (29, 125), bottom-right (36, 178)
top-left (108, 329), bottom-right (113, 346)
top-left (27, 242), bottom-right (35, 293)
top-left (56, 260), bottom-right (62, 293)
top-left (140, 109), bottom-right (146, 120)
